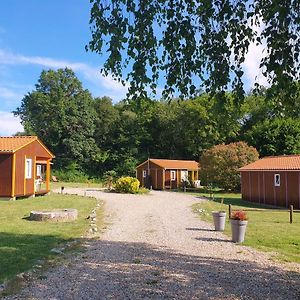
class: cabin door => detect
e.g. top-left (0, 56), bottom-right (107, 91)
top-left (35, 164), bottom-right (47, 191)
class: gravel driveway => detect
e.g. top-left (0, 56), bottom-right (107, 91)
top-left (6, 189), bottom-right (300, 299)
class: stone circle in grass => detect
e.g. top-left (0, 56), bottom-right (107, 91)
top-left (29, 209), bottom-right (78, 222)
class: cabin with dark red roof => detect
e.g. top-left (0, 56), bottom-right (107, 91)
top-left (239, 155), bottom-right (300, 209)
top-left (136, 158), bottom-right (200, 190)
top-left (0, 136), bottom-right (55, 200)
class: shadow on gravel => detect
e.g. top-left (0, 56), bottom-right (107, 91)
top-left (185, 227), bottom-right (214, 232)
top-left (14, 239), bottom-right (299, 299)
top-left (194, 237), bottom-right (231, 243)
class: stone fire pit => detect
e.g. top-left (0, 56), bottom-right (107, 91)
top-left (29, 209), bottom-right (78, 222)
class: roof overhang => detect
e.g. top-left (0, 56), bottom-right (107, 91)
top-left (240, 169), bottom-right (300, 172)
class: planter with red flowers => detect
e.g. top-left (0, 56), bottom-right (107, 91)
top-left (230, 210), bottom-right (248, 243)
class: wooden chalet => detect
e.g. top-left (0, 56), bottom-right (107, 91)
top-left (0, 136), bottom-right (54, 200)
top-left (239, 155), bottom-right (300, 209)
top-left (136, 159), bottom-right (200, 190)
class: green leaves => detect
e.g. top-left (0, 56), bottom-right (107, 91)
top-left (244, 118), bottom-right (300, 157)
top-left (200, 142), bottom-right (259, 191)
top-left (14, 68), bottom-right (99, 170)
top-left (88, 0), bottom-right (300, 102)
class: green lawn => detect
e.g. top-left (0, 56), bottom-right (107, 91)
top-left (193, 193), bottom-right (300, 263)
top-left (50, 181), bottom-right (103, 190)
top-left (0, 193), bottom-right (101, 283)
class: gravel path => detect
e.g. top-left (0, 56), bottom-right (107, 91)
top-left (6, 189), bottom-right (300, 299)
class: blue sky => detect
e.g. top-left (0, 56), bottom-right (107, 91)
top-left (0, 1), bottom-right (266, 136)
top-left (0, 0), bottom-right (129, 135)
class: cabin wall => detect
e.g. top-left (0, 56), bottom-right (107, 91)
top-left (137, 161), bottom-right (164, 189)
top-left (15, 140), bottom-right (52, 197)
top-left (15, 150), bottom-right (34, 196)
top-left (165, 170), bottom-right (171, 188)
top-left (287, 172), bottom-right (300, 208)
top-left (136, 161), bottom-right (199, 190)
top-left (0, 154), bottom-right (12, 197)
top-left (241, 171), bottom-right (300, 209)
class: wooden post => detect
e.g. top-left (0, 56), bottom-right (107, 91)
top-left (23, 154), bottom-right (27, 195)
top-left (229, 204), bottom-right (232, 220)
top-left (11, 153), bottom-right (16, 198)
top-left (33, 156), bottom-right (36, 192)
top-left (290, 205), bottom-right (293, 224)
top-left (46, 159), bottom-right (50, 191)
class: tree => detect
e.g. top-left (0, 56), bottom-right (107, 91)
top-left (101, 102), bottom-right (141, 176)
top-left (87, 0), bottom-right (300, 100)
top-left (14, 68), bottom-right (100, 170)
top-left (244, 118), bottom-right (300, 156)
top-left (200, 142), bottom-right (259, 191)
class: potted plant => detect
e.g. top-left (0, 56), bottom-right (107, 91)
top-left (230, 210), bottom-right (248, 243)
top-left (103, 170), bottom-right (117, 190)
top-left (212, 198), bottom-right (226, 231)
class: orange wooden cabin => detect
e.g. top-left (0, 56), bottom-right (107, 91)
top-left (136, 158), bottom-right (200, 190)
top-left (240, 155), bottom-right (300, 209)
top-left (0, 136), bottom-right (54, 200)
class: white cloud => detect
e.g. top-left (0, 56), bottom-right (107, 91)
top-left (0, 111), bottom-right (23, 136)
top-left (242, 18), bottom-right (269, 89)
top-left (0, 49), bottom-right (128, 100)
top-left (243, 42), bottom-right (269, 88)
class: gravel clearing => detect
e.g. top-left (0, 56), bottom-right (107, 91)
top-left (5, 189), bottom-right (300, 299)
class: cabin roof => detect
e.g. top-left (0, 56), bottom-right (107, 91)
top-left (0, 136), bottom-right (54, 157)
top-left (137, 158), bottom-right (199, 170)
top-left (239, 155), bottom-right (300, 171)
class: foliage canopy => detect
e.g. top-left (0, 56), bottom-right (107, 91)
top-left (200, 141), bottom-right (259, 191)
top-left (14, 68), bottom-right (101, 169)
top-left (88, 0), bottom-right (300, 100)
top-left (14, 68), bottom-right (299, 180)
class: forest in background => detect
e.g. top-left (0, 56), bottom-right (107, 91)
top-left (14, 68), bottom-right (300, 181)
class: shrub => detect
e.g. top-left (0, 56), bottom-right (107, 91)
top-left (200, 141), bottom-right (259, 191)
top-left (115, 176), bottom-right (140, 193)
top-left (53, 164), bottom-right (89, 182)
top-left (53, 163), bottom-right (102, 183)
top-left (103, 170), bottom-right (117, 189)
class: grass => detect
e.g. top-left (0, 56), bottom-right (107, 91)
top-left (50, 181), bottom-right (103, 190)
top-left (0, 193), bottom-right (102, 283)
top-left (193, 193), bottom-right (300, 263)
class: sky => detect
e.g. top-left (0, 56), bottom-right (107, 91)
top-left (0, 1), bottom-right (266, 136)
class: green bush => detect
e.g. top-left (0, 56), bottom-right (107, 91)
top-left (115, 176), bottom-right (140, 193)
top-left (53, 163), bottom-right (102, 183)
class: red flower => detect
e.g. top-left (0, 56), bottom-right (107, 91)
top-left (231, 210), bottom-right (248, 221)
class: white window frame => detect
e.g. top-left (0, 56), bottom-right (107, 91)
top-left (142, 170), bottom-right (147, 178)
top-left (25, 158), bottom-right (32, 179)
top-left (274, 174), bottom-right (280, 187)
top-left (171, 170), bottom-right (176, 181)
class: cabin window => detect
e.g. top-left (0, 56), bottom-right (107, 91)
top-left (274, 174), bottom-right (280, 187)
top-left (171, 170), bottom-right (176, 181)
top-left (142, 170), bottom-right (147, 178)
top-left (25, 159), bottom-right (32, 179)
